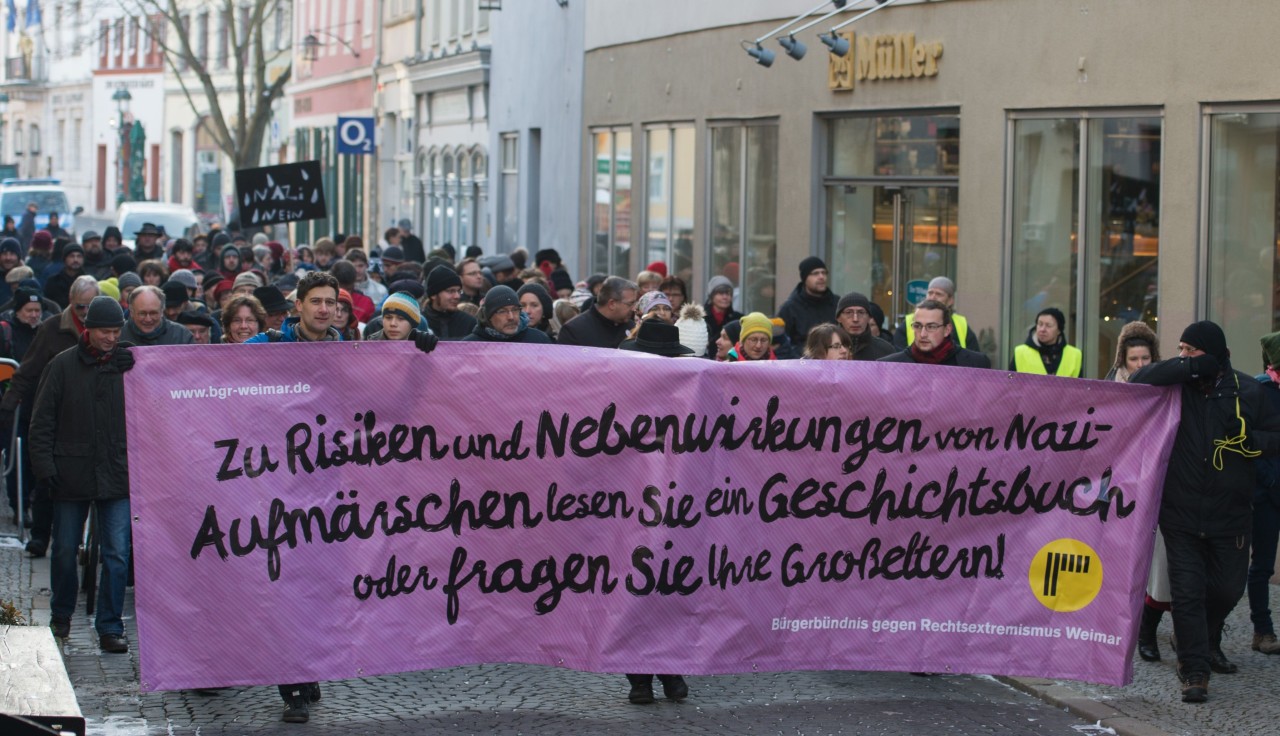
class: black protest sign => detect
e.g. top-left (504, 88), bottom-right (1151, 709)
top-left (234, 161), bottom-right (327, 226)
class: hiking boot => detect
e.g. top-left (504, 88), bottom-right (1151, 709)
top-left (49, 616), bottom-right (69, 639)
top-left (658, 674), bottom-right (688, 700)
top-left (308, 683), bottom-right (322, 702)
top-left (1253, 633), bottom-right (1280, 654)
top-left (282, 690), bottom-right (310, 723)
top-left (99, 633), bottom-right (129, 653)
top-left (1181, 673), bottom-right (1209, 703)
top-left (1209, 647), bottom-right (1238, 674)
top-left (25, 538), bottom-right (46, 558)
top-left (627, 675), bottom-right (655, 705)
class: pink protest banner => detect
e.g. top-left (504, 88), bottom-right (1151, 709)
top-left (124, 342), bottom-right (1180, 691)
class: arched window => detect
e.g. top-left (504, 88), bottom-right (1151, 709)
top-left (14, 121), bottom-right (23, 155)
top-left (472, 150), bottom-right (486, 179)
top-left (28, 124), bottom-right (40, 155)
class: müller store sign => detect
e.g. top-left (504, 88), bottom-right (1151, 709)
top-left (828, 31), bottom-right (943, 91)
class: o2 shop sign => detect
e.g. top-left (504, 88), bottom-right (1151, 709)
top-left (336, 117), bottom-right (376, 155)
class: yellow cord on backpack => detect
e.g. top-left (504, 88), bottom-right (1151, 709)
top-left (1213, 373), bottom-right (1263, 470)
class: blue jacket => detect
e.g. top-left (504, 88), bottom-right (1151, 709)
top-left (245, 316), bottom-right (342, 344)
top-left (1256, 374), bottom-right (1280, 492)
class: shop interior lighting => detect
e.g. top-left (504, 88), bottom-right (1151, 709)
top-left (819, 0), bottom-right (904, 57)
top-left (741, 1), bottom-right (847, 66)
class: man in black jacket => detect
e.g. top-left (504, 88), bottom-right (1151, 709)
top-left (777, 256), bottom-right (839, 356)
top-left (835, 292), bottom-right (895, 361)
top-left (1130, 321), bottom-right (1280, 703)
top-left (423, 265), bottom-right (478, 340)
top-left (557, 276), bottom-right (636, 349)
top-left (29, 296), bottom-right (135, 651)
top-left (878, 300), bottom-right (991, 368)
top-left (463, 285), bottom-right (552, 344)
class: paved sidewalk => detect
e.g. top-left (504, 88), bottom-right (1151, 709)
top-left (4, 507), bottom-right (1269, 735)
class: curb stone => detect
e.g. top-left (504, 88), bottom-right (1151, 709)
top-left (999, 676), bottom-right (1176, 736)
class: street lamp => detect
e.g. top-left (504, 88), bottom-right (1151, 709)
top-left (113, 88), bottom-right (132, 206)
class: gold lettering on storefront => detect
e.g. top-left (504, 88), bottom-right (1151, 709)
top-left (829, 31), bottom-right (942, 91)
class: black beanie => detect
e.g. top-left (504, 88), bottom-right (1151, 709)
top-left (425, 265), bottom-right (462, 297)
top-left (835, 291), bottom-right (872, 319)
top-left (62, 243), bottom-right (84, 260)
top-left (482, 285), bottom-right (520, 320)
top-left (724, 319), bottom-right (743, 346)
top-left (550, 267), bottom-right (574, 293)
top-left (112, 252), bottom-right (137, 275)
top-left (1180, 320), bottom-right (1229, 364)
top-left (799, 256), bottom-right (827, 281)
top-left (1037, 307), bottom-right (1066, 334)
top-left (83, 295), bottom-right (125, 328)
top-left (517, 282), bottom-right (553, 321)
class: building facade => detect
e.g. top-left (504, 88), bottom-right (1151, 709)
top-left (488, 0), bottom-right (584, 261)
top-left (580, 0), bottom-right (1280, 376)
top-left (287, 0), bottom-right (375, 246)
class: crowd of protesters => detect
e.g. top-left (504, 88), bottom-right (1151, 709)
top-left (3, 216), bottom-right (1280, 715)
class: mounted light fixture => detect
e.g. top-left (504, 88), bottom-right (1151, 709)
top-left (779, 34), bottom-right (806, 61)
top-left (740, 0), bottom-right (845, 67)
top-left (743, 42), bottom-right (775, 68)
top-left (820, 0), bottom-right (904, 57)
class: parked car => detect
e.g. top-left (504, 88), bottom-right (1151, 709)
top-left (115, 202), bottom-right (202, 251)
top-left (0, 178), bottom-right (83, 237)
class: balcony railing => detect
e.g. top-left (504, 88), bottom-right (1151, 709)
top-left (5, 55), bottom-right (43, 83)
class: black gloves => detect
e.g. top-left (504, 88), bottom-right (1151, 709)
top-left (411, 329), bottom-right (439, 354)
top-left (112, 346), bottom-right (136, 373)
top-left (1188, 353), bottom-right (1220, 378)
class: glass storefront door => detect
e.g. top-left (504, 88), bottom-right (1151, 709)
top-left (826, 184), bottom-right (959, 330)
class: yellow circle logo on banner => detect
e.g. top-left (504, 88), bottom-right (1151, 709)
top-left (1028, 539), bottom-right (1103, 612)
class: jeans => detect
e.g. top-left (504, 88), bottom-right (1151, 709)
top-left (50, 498), bottom-right (131, 636)
top-left (1249, 489), bottom-right (1280, 635)
top-left (1163, 525), bottom-right (1250, 677)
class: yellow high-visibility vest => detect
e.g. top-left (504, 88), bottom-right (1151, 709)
top-left (1013, 343), bottom-right (1082, 377)
top-left (906, 313), bottom-right (969, 349)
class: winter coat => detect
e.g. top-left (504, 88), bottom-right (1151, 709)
top-left (557, 307), bottom-right (631, 349)
top-left (776, 283), bottom-right (840, 352)
top-left (702, 302), bottom-right (742, 358)
top-left (423, 304), bottom-right (478, 341)
top-left (29, 339), bottom-right (133, 500)
top-left (44, 268), bottom-right (84, 310)
top-left (850, 332), bottom-right (896, 361)
top-left (0, 307), bottom-right (83, 411)
top-left (1255, 376), bottom-right (1280, 494)
top-left (1130, 358), bottom-right (1280, 536)
top-left (463, 318), bottom-right (554, 344)
top-left (0, 308), bottom-right (53, 363)
top-left (121, 318), bottom-right (195, 346)
top-left (1103, 321), bottom-right (1160, 382)
top-left (84, 250), bottom-right (116, 281)
top-left (878, 347), bottom-right (992, 369)
top-left (244, 316), bottom-right (343, 344)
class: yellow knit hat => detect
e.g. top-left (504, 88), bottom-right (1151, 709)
top-left (98, 278), bottom-right (121, 301)
top-left (739, 312), bottom-right (772, 343)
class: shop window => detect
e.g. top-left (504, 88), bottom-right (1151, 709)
top-left (1205, 110), bottom-right (1280, 355)
top-left (590, 128), bottom-right (632, 276)
top-left (708, 122), bottom-right (777, 313)
top-left (822, 112), bottom-right (960, 331)
top-left (644, 124), bottom-right (695, 286)
top-left (1007, 113), bottom-right (1161, 378)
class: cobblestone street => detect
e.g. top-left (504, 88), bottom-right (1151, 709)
top-left (10, 507), bottom-right (1280, 735)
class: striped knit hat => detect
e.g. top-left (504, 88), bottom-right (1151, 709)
top-left (382, 292), bottom-right (421, 325)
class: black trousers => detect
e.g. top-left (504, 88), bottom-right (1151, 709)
top-left (1163, 525), bottom-right (1250, 677)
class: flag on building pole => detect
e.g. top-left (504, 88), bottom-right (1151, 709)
top-left (24, 0), bottom-right (39, 28)
top-left (6, 0), bottom-right (17, 33)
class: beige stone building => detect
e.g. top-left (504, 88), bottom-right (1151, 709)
top-left (580, 0), bottom-right (1280, 375)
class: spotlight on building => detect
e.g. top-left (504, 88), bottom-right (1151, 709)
top-left (779, 34), bottom-right (807, 60)
top-left (746, 43), bottom-right (775, 68)
top-left (819, 31), bottom-right (850, 57)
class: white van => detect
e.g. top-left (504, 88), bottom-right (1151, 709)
top-left (115, 202), bottom-right (202, 251)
